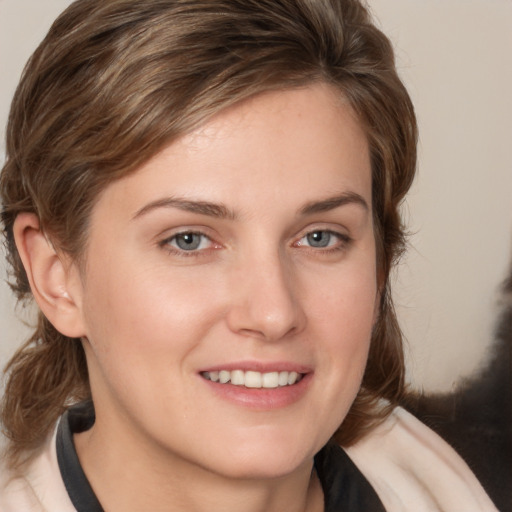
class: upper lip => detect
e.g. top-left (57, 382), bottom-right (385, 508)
top-left (198, 361), bottom-right (312, 374)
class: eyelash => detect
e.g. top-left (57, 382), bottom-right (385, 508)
top-left (159, 229), bottom-right (352, 257)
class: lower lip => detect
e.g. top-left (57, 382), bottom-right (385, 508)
top-left (201, 373), bottom-right (312, 410)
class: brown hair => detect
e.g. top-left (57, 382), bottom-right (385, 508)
top-left (1, 0), bottom-right (416, 466)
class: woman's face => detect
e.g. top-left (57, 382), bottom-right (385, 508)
top-left (74, 82), bottom-right (377, 479)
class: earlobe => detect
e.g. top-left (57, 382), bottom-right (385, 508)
top-left (13, 212), bottom-right (86, 338)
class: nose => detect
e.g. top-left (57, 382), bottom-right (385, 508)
top-left (226, 251), bottom-right (306, 341)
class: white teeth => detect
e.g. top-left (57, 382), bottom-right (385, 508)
top-left (231, 370), bottom-right (245, 386)
top-left (287, 371), bottom-right (298, 385)
top-left (202, 370), bottom-right (303, 388)
top-left (278, 371), bottom-right (289, 386)
top-left (219, 370), bottom-right (230, 384)
top-left (245, 371), bottom-right (261, 388)
top-left (262, 372), bottom-right (279, 388)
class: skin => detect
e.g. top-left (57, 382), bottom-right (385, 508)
top-left (16, 82), bottom-right (377, 512)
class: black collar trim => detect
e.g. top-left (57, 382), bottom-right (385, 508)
top-left (56, 401), bottom-right (103, 512)
top-left (314, 441), bottom-right (386, 511)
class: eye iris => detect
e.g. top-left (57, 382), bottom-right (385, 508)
top-left (176, 233), bottom-right (202, 250)
top-left (307, 231), bottom-right (331, 248)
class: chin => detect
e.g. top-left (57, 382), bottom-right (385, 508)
top-left (211, 452), bottom-right (312, 481)
top-left (197, 428), bottom-right (322, 481)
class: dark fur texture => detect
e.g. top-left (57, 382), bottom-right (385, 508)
top-left (404, 273), bottom-right (512, 511)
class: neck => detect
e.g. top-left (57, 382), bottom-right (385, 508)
top-left (74, 419), bottom-right (324, 512)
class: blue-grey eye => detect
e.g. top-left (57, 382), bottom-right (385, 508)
top-left (306, 230), bottom-right (334, 248)
top-left (172, 232), bottom-right (205, 251)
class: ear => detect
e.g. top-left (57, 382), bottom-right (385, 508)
top-left (13, 212), bottom-right (86, 338)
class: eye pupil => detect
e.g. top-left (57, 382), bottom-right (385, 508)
top-left (176, 233), bottom-right (201, 250)
top-left (307, 231), bottom-right (330, 248)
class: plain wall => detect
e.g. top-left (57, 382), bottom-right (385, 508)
top-left (1, 0), bottom-right (511, 393)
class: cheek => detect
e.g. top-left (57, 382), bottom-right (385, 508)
top-left (79, 261), bottom-right (227, 419)
top-left (305, 259), bottom-right (377, 375)
top-left (80, 256), bottom-right (226, 361)
top-left (295, 261), bottom-right (377, 444)
top-left (307, 254), bottom-right (377, 329)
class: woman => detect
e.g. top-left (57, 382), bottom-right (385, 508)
top-left (0, 0), bottom-right (497, 510)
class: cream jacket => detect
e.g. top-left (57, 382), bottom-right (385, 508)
top-left (0, 407), bottom-right (498, 511)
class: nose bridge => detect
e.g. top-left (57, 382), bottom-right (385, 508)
top-left (227, 245), bottom-right (305, 341)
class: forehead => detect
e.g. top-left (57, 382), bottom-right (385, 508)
top-left (91, 83), bottom-right (371, 222)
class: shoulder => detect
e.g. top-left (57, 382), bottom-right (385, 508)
top-left (0, 462), bottom-right (41, 512)
top-left (344, 406), bottom-right (498, 512)
top-left (0, 429), bottom-right (75, 512)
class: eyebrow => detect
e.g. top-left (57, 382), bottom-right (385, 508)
top-left (132, 191), bottom-right (369, 221)
top-left (299, 192), bottom-right (369, 215)
top-left (132, 197), bottom-right (237, 220)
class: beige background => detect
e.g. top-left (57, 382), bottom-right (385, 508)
top-left (1, 0), bottom-right (511, 393)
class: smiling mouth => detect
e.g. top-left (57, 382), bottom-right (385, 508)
top-left (201, 370), bottom-right (304, 389)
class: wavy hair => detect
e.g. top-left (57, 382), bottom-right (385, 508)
top-left (1, 0), bottom-right (417, 467)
